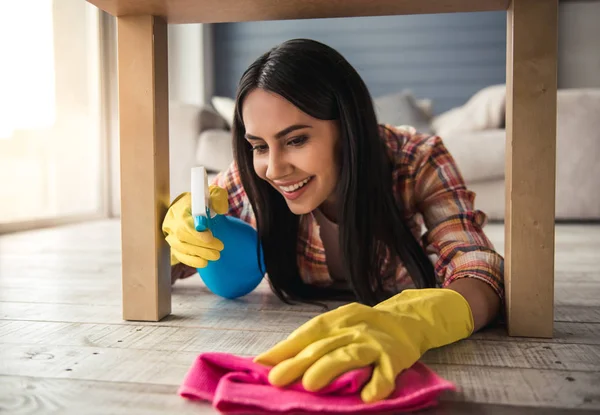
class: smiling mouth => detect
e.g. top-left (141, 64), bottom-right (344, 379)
top-left (279, 177), bottom-right (313, 193)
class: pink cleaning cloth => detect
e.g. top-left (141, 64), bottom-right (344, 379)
top-left (179, 352), bottom-right (455, 414)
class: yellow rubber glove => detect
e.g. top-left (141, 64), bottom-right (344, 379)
top-left (162, 186), bottom-right (229, 268)
top-left (253, 288), bottom-right (474, 403)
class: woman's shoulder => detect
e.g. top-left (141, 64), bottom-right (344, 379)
top-left (211, 161), bottom-right (243, 191)
top-left (210, 161), bottom-right (255, 223)
top-left (378, 124), bottom-right (445, 172)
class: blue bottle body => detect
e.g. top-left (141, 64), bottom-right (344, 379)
top-left (195, 214), bottom-right (265, 299)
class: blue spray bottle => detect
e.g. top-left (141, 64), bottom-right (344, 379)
top-left (191, 167), bottom-right (265, 299)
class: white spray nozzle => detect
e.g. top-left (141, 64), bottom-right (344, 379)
top-left (191, 166), bottom-right (210, 217)
top-left (191, 167), bottom-right (216, 233)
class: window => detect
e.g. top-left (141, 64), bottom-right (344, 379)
top-left (0, 0), bottom-right (107, 231)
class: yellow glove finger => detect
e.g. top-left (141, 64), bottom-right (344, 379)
top-left (262, 332), bottom-right (356, 387)
top-left (167, 207), bottom-right (219, 245)
top-left (253, 331), bottom-right (321, 368)
top-left (174, 225), bottom-right (224, 251)
top-left (254, 303), bottom-right (372, 367)
top-left (302, 342), bottom-right (380, 392)
top-left (359, 354), bottom-right (398, 403)
top-left (166, 235), bottom-right (221, 261)
top-left (162, 193), bottom-right (192, 229)
top-left (171, 248), bottom-right (208, 269)
top-left (169, 191), bottom-right (190, 207)
top-left (162, 192), bottom-right (221, 244)
top-left (209, 185), bottom-right (229, 215)
top-left (253, 323), bottom-right (336, 367)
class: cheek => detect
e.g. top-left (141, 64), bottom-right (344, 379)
top-left (315, 145), bottom-right (339, 177)
top-left (252, 155), bottom-right (268, 180)
top-left (316, 149), bottom-right (340, 192)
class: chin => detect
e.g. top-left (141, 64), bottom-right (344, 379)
top-left (285, 201), bottom-right (315, 216)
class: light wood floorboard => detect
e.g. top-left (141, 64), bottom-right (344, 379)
top-left (1, 220), bottom-right (599, 414)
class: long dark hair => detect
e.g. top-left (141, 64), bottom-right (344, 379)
top-left (232, 39), bottom-right (436, 307)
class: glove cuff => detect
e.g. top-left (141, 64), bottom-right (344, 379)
top-left (374, 288), bottom-right (474, 351)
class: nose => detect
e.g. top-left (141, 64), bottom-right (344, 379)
top-left (265, 149), bottom-right (292, 181)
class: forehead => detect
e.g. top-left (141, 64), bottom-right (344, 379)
top-left (242, 89), bottom-right (312, 137)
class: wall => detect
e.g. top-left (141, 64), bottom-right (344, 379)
top-left (212, 12), bottom-right (507, 115)
top-left (558, 1), bottom-right (600, 88)
top-left (168, 24), bottom-right (212, 106)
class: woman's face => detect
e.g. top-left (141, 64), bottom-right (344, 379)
top-left (242, 88), bottom-right (340, 217)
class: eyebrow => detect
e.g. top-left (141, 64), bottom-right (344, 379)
top-left (244, 124), bottom-right (312, 141)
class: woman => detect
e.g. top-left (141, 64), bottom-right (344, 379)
top-left (162, 38), bottom-right (504, 403)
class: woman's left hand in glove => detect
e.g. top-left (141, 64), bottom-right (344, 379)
top-left (253, 288), bottom-right (474, 403)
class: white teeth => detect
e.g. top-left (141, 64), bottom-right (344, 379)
top-left (280, 177), bottom-right (311, 193)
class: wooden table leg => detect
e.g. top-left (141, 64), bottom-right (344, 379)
top-left (117, 15), bottom-right (171, 321)
top-left (505, 0), bottom-right (557, 338)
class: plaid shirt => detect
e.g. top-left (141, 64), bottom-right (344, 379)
top-left (211, 125), bottom-right (505, 302)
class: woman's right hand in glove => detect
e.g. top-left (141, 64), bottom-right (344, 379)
top-left (162, 186), bottom-right (229, 268)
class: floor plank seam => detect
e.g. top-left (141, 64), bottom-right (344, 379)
top-left (0, 318), bottom-right (295, 333)
top-left (0, 299), bottom-right (325, 313)
top-left (554, 320), bottom-right (600, 325)
top-left (0, 373), bottom-right (182, 388)
top-left (4, 337), bottom-right (600, 347)
top-left (465, 338), bottom-right (600, 346)
top-left (427, 361), bottom-right (600, 374)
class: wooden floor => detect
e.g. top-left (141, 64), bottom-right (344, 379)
top-left (1, 220), bottom-right (599, 414)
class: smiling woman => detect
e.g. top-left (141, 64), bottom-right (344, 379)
top-left (161, 38), bottom-right (504, 403)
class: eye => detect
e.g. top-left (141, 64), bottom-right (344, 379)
top-left (287, 135), bottom-right (309, 147)
top-left (250, 143), bottom-right (268, 154)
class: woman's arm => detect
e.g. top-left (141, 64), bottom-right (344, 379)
top-left (171, 261), bottom-right (197, 283)
top-left (447, 277), bottom-right (500, 332)
top-left (394, 128), bottom-right (505, 329)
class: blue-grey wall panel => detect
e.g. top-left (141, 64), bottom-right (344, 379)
top-left (213, 12), bottom-right (506, 115)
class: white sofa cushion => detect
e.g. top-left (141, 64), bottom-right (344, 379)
top-left (432, 84), bottom-right (506, 138)
top-left (441, 129), bottom-right (506, 184)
